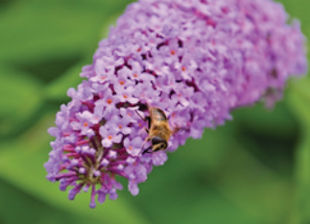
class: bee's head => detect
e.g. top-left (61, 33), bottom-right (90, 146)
top-left (151, 136), bottom-right (168, 152)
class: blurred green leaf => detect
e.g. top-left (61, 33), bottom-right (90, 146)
top-left (0, 179), bottom-right (101, 224)
top-left (44, 59), bottom-right (87, 101)
top-left (232, 101), bottom-right (298, 139)
top-left (0, 0), bottom-right (131, 66)
top-left (17, 54), bottom-right (83, 84)
top-left (287, 78), bottom-right (310, 223)
top-left (0, 66), bottom-right (42, 138)
top-left (288, 79), bottom-right (310, 125)
top-left (0, 114), bottom-right (150, 224)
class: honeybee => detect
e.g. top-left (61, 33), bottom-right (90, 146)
top-left (137, 105), bottom-right (172, 154)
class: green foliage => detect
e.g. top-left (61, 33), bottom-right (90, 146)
top-left (0, 0), bottom-right (309, 224)
top-left (0, 66), bottom-right (42, 137)
top-left (287, 78), bottom-right (310, 223)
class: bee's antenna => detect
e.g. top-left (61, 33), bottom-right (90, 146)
top-left (135, 110), bottom-right (145, 120)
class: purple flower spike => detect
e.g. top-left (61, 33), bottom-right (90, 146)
top-left (45, 0), bottom-right (307, 208)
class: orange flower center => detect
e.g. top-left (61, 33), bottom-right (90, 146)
top-left (170, 50), bottom-right (176, 55)
top-left (107, 99), bottom-right (113, 104)
top-left (133, 73), bottom-right (138, 78)
top-left (108, 135), bottom-right (113, 140)
top-left (83, 122), bottom-right (88, 127)
top-left (129, 146), bottom-right (133, 150)
top-left (123, 94), bottom-right (128, 99)
top-left (119, 80), bottom-right (125, 85)
top-left (118, 125), bottom-right (123, 129)
top-left (181, 66), bottom-right (186, 72)
top-left (100, 75), bottom-right (107, 80)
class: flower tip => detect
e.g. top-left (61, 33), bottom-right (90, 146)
top-left (129, 182), bottom-right (139, 196)
top-left (46, 174), bottom-right (56, 182)
top-left (109, 193), bottom-right (118, 200)
top-left (68, 185), bottom-right (82, 200)
top-left (98, 193), bottom-right (106, 204)
top-left (47, 127), bottom-right (59, 137)
top-left (68, 194), bottom-right (75, 201)
top-left (89, 201), bottom-right (97, 209)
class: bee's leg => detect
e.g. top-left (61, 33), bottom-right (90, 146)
top-left (172, 126), bottom-right (190, 135)
top-left (135, 110), bottom-right (151, 133)
top-left (142, 146), bottom-right (152, 155)
top-left (146, 116), bottom-right (151, 130)
top-left (141, 136), bottom-right (152, 154)
top-left (141, 136), bottom-right (150, 149)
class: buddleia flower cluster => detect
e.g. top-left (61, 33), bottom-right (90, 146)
top-left (45, 0), bottom-right (307, 208)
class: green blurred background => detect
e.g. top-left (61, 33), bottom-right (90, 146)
top-left (0, 0), bottom-right (309, 223)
